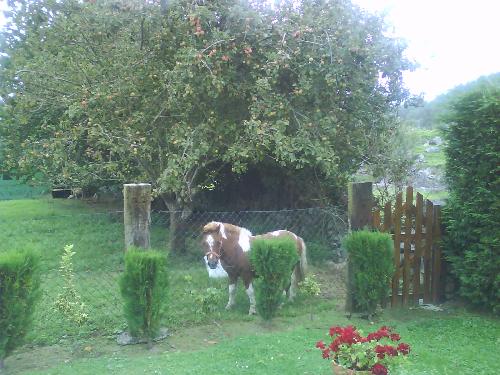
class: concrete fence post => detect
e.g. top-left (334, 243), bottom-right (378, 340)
top-left (123, 183), bottom-right (151, 251)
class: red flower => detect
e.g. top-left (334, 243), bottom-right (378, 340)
top-left (329, 326), bottom-right (343, 337)
top-left (315, 340), bottom-right (326, 349)
top-left (329, 337), bottom-right (341, 352)
top-left (390, 333), bottom-right (401, 341)
top-left (322, 349), bottom-right (330, 359)
top-left (384, 345), bottom-right (398, 356)
top-left (375, 345), bottom-right (386, 359)
top-left (397, 342), bottom-right (411, 355)
top-left (377, 327), bottom-right (390, 339)
top-left (371, 363), bottom-right (388, 375)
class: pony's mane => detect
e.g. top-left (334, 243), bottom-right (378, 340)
top-left (222, 223), bottom-right (247, 235)
top-left (202, 222), bottom-right (251, 237)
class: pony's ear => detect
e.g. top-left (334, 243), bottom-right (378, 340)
top-left (203, 222), bottom-right (220, 233)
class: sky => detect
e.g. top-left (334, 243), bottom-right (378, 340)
top-left (0, 0), bottom-right (499, 101)
top-left (352, 0), bottom-right (500, 100)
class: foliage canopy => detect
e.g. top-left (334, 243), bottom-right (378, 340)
top-left (0, 0), bottom-right (412, 210)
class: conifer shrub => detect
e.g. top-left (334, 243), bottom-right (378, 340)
top-left (249, 238), bottom-right (298, 321)
top-left (119, 248), bottom-right (168, 343)
top-left (344, 230), bottom-right (393, 315)
top-left (0, 249), bottom-right (40, 369)
top-left (442, 78), bottom-right (500, 313)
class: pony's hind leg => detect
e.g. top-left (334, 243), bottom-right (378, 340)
top-left (288, 270), bottom-right (297, 301)
top-left (226, 279), bottom-right (237, 310)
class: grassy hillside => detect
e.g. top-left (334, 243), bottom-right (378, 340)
top-left (409, 128), bottom-right (448, 202)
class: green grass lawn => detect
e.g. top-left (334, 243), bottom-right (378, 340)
top-left (8, 309), bottom-right (500, 375)
top-left (2, 197), bottom-right (499, 374)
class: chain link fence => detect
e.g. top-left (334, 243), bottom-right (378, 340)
top-left (151, 207), bottom-right (348, 263)
top-left (1, 206), bottom-right (347, 345)
top-left (0, 179), bottom-right (49, 200)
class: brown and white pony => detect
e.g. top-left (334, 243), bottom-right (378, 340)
top-left (201, 221), bottom-right (307, 315)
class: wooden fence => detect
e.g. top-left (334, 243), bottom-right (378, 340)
top-left (372, 186), bottom-right (444, 307)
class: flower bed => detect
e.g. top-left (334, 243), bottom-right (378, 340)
top-left (316, 325), bottom-right (411, 374)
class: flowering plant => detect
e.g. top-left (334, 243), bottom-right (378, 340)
top-left (316, 325), bottom-right (410, 375)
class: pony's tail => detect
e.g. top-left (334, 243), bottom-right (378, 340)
top-left (295, 238), bottom-right (307, 283)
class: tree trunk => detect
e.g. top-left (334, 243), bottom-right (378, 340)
top-left (160, 0), bottom-right (168, 15)
top-left (169, 209), bottom-right (188, 254)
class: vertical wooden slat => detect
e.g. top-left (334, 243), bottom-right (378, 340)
top-left (413, 192), bottom-right (424, 305)
top-left (432, 206), bottom-right (442, 303)
top-left (423, 199), bottom-right (434, 303)
top-left (372, 209), bottom-right (381, 231)
top-left (383, 202), bottom-right (392, 233)
top-left (392, 192), bottom-right (403, 307)
top-left (402, 187), bottom-right (413, 305)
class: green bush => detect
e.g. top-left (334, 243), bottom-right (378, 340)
top-left (344, 230), bottom-right (393, 315)
top-left (119, 248), bottom-right (168, 342)
top-left (249, 238), bottom-right (299, 321)
top-left (0, 249), bottom-right (40, 368)
top-left (442, 77), bottom-right (500, 313)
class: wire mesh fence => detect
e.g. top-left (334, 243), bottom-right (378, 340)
top-left (0, 206), bottom-right (348, 345)
top-left (151, 207), bottom-right (348, 263)
top-left (0, 179), bottom-right (49, 200)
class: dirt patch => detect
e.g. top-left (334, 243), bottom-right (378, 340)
top-left (313, 262), bottom-right (347, 301)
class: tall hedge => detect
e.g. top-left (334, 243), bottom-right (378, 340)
top-left (119, 249), bottom-right (168, 343)
top-left (0, 250), bottom-right (40, 368)
top-left (344, 230), bottom-right (393, 315)
top-left (442, 78), bottom-right (500, 313)
top-left (250, 238), bottom-right (298, 320)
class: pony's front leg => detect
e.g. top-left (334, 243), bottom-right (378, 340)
top-left (226, 279), bottom-right (237, 310)
top-left (245, 283), bottom-right (256, 315)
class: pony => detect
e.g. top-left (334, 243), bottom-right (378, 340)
top-left (201, 221), bottom-right (307, 315)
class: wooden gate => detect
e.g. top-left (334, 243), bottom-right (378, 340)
top-left (372, 186), bottom-right (443, 307)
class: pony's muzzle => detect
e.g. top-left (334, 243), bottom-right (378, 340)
top-left (207, 259), bottom-right (219, 269)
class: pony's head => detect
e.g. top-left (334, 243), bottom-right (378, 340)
top-left (201, 221), bottom-right (227, 269)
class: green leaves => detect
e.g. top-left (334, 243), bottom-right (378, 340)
top-left (119, 248), bottom-right (169, 340)
top-left (0, 248), bottom-right (41, 360)
top-left (344, 230), bottom-right (394, 315)
top-left (249, 237), bottom-right (298, 320)
top-left (442, 77), bottom-right (500, 313)
top-left (1, 0), bottom-right (411, 209)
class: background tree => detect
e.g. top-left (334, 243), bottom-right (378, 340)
top-left (0, 0), bottom-right (412, 253)
top-left (442, 75), bottom-right (499, 313)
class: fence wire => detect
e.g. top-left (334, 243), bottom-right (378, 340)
top-left (0, 207), bottom-right (347, 345)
